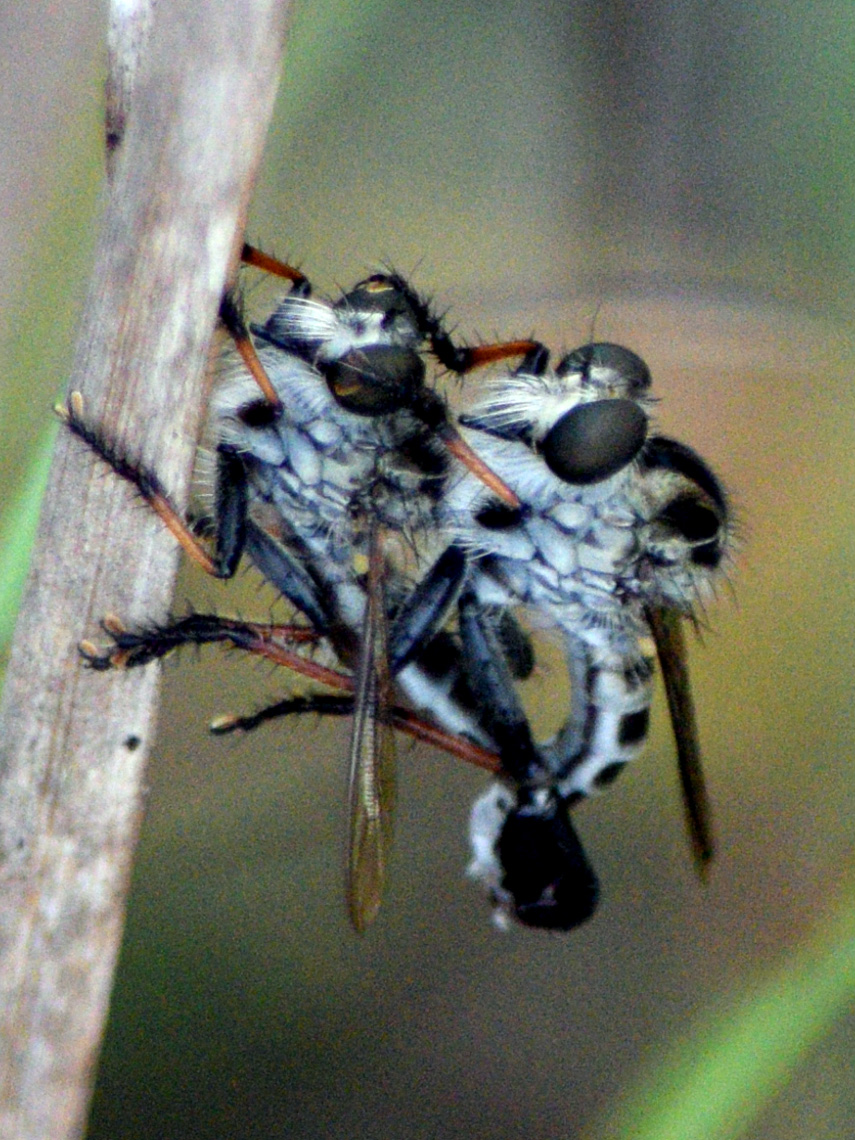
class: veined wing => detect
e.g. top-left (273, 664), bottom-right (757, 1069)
top-left (346, 520), bottom-right (396, 933)
top-left (646, 604), bottom-right (714, 874)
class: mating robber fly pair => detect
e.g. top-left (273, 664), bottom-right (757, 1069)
top-left (62, 243), bottom-right (731, 933)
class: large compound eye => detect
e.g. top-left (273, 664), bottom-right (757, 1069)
top-left (558, 343), bottom-right (652, 396)
top-left (541, 398), bottom-right (648, 484)
top-left (323, 345), bottom-right (424, 415)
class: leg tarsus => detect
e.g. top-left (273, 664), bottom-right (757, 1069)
top-left (79, 613), bottom-right (319, 671)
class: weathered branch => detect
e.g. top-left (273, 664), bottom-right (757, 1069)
top-left (0, 2), bottom-right (292, 1137)
top-left (105, 0), bottom-right (156, 171)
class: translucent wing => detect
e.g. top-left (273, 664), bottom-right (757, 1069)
top-left (647, 605), bottom-right (714, 874)
top-left (346, 521), bottom-right (396, 932)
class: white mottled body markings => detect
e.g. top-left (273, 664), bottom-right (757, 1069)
top-left (440, 344), bottom-right (731, 926)
top-left (211, 289), bottom-right (451, 933)
top-left (212, 279), bottom-right (513, 743)
top-left (67, 242), bottom-right (730, 933)
top-left (211, 273), bottom-right (536, 929)
top-left (213, 338), bottom-right (429, 625)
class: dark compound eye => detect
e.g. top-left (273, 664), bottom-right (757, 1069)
top-left (557, 343), bottom-right (652, 396)
top-left (541, 398), bottom-right (648, 484)
top-left (323, 345), bottom-right (424, 416)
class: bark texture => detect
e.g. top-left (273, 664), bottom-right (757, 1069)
top-left (0, 2), bottom-right (292, 1136)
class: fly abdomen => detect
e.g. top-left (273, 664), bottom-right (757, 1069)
top-left (547, 631), bottom-right (655, 800)
top-left (469, 782), bottom-right (599, 931)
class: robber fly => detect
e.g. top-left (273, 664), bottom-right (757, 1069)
top-left (428, 342), bottom-right (732, 928)
top-left (218, 256), bottom-right (547, 927)
top-left (65, 248), bottom-right (535, 931)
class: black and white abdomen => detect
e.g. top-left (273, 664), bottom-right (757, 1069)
top-left (444, 344), bottom-right (732, 928)
top-left (468, 782), bottom-right (600, 931)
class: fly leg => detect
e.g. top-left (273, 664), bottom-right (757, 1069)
top-left (78, 608), bottom-right (503, 773)
top-left (59, 391), bottom-right (250, 582)
top-left (386, 549), bottom-right (600, 931)
top-left (60, 379), bottom-right (341, 634)
top-left (457, 592), bottom-right (599, 931)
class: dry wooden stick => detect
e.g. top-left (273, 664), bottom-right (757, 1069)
top-left (0, 2), bottom-right (292, 1137)
top-left (105, 0), bottom-right (156, 172)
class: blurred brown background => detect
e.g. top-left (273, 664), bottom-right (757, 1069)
top-left (2, 1), bottom-right (855, 1137)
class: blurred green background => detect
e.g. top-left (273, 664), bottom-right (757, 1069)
top-left (3, 1), bottom-right (855, 1137)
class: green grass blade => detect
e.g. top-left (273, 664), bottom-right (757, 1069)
top-left (0, 427), bottom-right (56, 650)
top-left (589, 893), bottom-right (855, 1140)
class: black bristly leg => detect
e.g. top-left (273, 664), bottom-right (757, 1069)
top-left (61, 389), bottom-right (346, 658)
top-left (384, 543), bottom-right (536, 765)
top-left (495, 610), bottom-right (536, 681)
top-left (79, 613), bottom-right (320, 671)
top-left (211, 693), bottom-right (355, 734)
top-left (80, 610), bottom-right (504, 774)
top-left (213, 448), bottom-right (249, 578)
top-left (370, 271), bottom-right (540, 376)
top-left (242, 520), bottom-right (337, 637)
top-left (456, 591), bottom-right (601, 931)
top-left (62, 270), bottom-right (299, 582)
top-left (387, 545), bottom-right (468, 673)
top-left (209, 689), bottom-right (502, 775)
top-left (59, 392), bottom-right (243, 580)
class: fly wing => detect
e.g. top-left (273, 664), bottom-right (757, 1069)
top-left (346, 523), bottom-right (396, 932)
top-left (646, 604), bottom-right (714, 874)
